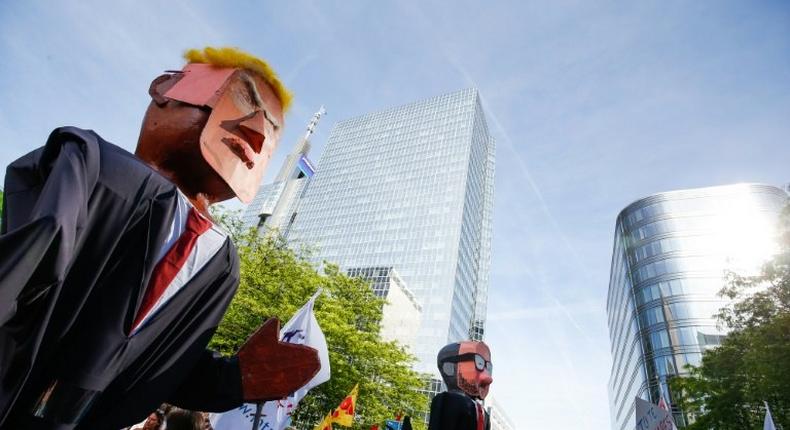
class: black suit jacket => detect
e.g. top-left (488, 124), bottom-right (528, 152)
top-left (428, 391), bottom-right (490, 430)
top-left (0, 127), bottom-right (243, 429)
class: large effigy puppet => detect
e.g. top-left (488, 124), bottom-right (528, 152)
top-left (0, 47), bottom-right (320, 429)
top-left (429, 341), bottom-right (494, 430)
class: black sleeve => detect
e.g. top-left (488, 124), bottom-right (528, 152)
top-left (0, 132), bottom-right (99, 325)
top-left (428, 393), bottom-right (459, 430)
top-left (167, 349), bottom-right (244, 412)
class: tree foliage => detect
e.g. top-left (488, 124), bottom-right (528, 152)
top-left (209, 209), bottom-right (428, 430)
top-left (671, 204), bottom-right (790, 429)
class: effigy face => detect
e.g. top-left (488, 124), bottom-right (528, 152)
top-left (140, 62), bottom-right (283, 203)
top-left (437, 341), bottom-right (494, 400)
top-left (456, 341), bottom-right (493, 400)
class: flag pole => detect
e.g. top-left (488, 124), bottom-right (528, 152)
top-left (764, 401), bottom-right (777, 430)
top-left (251, 402), bottom-right (263, 430)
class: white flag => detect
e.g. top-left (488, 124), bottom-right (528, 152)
top-left (211, 290), bottom-right (331, 430)
top-left (764, 401), bottom-right (776, 430)
top-left (635, 397), bottom-right (677, 430)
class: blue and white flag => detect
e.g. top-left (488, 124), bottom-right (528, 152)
top-left (211, 290), bottom-right (331, 430)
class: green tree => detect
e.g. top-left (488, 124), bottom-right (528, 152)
top-left (671, 204), bottom-right (790, 429)
top-left (209, 209), bottom-right (428, 430)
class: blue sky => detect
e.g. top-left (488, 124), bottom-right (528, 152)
top-left (1, 1), bottom-right (789, 428)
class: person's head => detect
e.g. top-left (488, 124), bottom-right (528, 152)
top-left (165, 408), bottom-right (204, 430)
top-left (437, 341), bottom-right (493, 400)
top-left (142, 409), bottom-right (165, 430)
top-left (136, 46), bottom-right (291, 206)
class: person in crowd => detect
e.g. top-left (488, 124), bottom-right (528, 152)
top-left (165, 408), bottom-right (204, 430)
top-left (129, 409), bottom-right (165, 430)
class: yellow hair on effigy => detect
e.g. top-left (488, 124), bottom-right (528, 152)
top-left (184, 46), bottom-right (293, 112)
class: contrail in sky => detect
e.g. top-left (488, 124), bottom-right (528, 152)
top-left (396, 3), bottom-right (608, 363)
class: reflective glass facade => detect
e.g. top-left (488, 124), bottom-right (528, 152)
top-left (242, 180), bottom-right (285, 228)
top-left (606, 184), bottom-right (787, 430)
top-left (242, 136), bottom-right (315, 233)
top-left (287, 88), bottom-right (495, 374)
top-left (249, 177), bottom-right (310, 233)
top-left (346, 267), bottom-right (422, 348)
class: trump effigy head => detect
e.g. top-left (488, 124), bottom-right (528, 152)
top-left (136, 46), bottom-right (291, 204)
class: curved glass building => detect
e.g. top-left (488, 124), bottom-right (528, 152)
top-left (606, 183), bottom-right (787, 430)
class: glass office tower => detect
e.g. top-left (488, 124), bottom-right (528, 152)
top-left (287, 88), bottom-right (495, 374)
top-left (606, 184), bottom-right (787, 430)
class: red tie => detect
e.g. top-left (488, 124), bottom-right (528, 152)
top-left (476, 402), bottom-right (485, 430)
top-left (131, 207), bottom-right (212, 332)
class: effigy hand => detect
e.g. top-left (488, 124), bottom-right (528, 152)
top-left (237, 318), bottom-right (321, 402)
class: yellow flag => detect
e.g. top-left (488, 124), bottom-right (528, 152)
top-left (314, 412), bottom-right (334, 430)
top-left (330, 384), bottom-right (359, 427)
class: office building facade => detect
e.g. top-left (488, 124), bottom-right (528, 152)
top-left (606, 184), bottom-right (787, 430)
top-left (347, 267), bottom-right (422, 347)
top-left (287, 88), bottom-right (495, 374)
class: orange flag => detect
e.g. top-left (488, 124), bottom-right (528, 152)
top-left (330, 384), bottom-right (359, 427)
